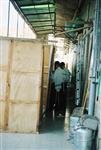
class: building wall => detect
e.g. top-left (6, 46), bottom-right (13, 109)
top-left (79, 0), bottom-right (101, 149)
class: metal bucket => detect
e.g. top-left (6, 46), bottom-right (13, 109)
top-left (74, 127), bottom-right (92, 150)
top-left (67, 107), bottom-right (83, 140)
top-left (79, 115), bottom-right (99, 131)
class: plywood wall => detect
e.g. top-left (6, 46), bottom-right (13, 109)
top-left (42, 45), bottom-right (51, 112)
top-left (0, 37), bottom-right (43, 133)
top-left (0, 39), bottom-right (11, 129)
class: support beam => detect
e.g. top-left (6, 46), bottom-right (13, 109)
top-left (30, 20), bottom-right (53, 23)
top-left (36, 29), bottom-right (52, 32)
top-left (32, 25), bottom-right (54, 28)
top-left (25, 12), bottom-right (55, 16)
top-left (20, 3), bottom-right (55, 7)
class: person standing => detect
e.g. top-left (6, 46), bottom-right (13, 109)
top-left (49, 61), bottom-right (60, 111)
top-left (60, 62), bottom-right (71, 116)
top-left (52, 61), bottom-right (66, 116)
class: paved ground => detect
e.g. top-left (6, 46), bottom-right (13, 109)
top-left (0, 110), bottom-right (74, 150)
top-left (0, 132), bottom-right (74, 150)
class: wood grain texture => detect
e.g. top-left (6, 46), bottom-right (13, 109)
top-left (0, 71), bottom-right (7, 100)
top-left (0, 101), bottom-right (6, 129)
top-left (8, 103), bottom-right (38, 133)
top-left (4, 40), bottom-right (14, 129)
top-left (42, 45), bottom-right (51, 109)
top-left (0, 39), bottom-right (10, 66)
top-left (10, 73), bottom-right (41, 102)
top-left (11, 41), bottom-right (43, 72)
top-left (0, 38), bottom-right (43, 132)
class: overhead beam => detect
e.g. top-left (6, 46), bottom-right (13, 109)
top-left (32, 25), bottom-right (54, 28)
top-left (30, 20), bottom-right (53, 23)
top-left (37, 32), bottom-right (53, 35)
top-left (48, 3), bottom-right (53, 30)
top-left (36, 29), bottom-right (53, 32)
top-left (20, 3), bottom-right (55, 7)
top-left (25, 12), bottom-right (55, 16)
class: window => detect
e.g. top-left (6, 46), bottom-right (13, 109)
top-left (0, 0), bottom-right (36, 39)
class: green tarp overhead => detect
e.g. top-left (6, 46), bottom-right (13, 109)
top-left (10, 0), bottom-right (56, 36)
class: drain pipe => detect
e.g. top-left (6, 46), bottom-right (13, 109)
top-left (88, 0), bottom-right (101, 115)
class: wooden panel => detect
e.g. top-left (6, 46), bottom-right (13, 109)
top-left (10, 73), bottom-right (41, 102)
top-left (0, 71), bottom-right (7, 100)
top-left (44, 66), bottom-right (49, 73)
top-left (12, 41), bottom-right (42, 72)
top-left (8, 103), bottom-right (38, 133)
top-left (43, 73), bottom-right (49, 86)
top-left (7, 39), bottom-right (43, 132)
top-left (42, 45), bottom-right (51, 108)
top-left (0, 39), bottom-right (11, 129)
top-left (44, 46), bottom-right (50, 67)
top-left (0, 39), bottom-right (10, 67)
top-left (0, 37), bottom-right (43, 132)
top-left (0, 101), bottom-right (5, 129)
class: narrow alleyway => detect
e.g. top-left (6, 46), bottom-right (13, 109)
top-left (1, 94), bottom-right (75, 150)
top-left (0, 108), bottom-right (74, 150)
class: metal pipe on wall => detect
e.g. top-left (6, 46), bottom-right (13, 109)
top-left (88, 0), bottom-right (101, 115)
top-left (75, 35), bottom-right (81, 106)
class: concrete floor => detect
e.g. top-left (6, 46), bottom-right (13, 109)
top-left (0, 109), bottom-right (74, 150)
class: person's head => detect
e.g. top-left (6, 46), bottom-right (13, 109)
top-left (54, 61), bottom-right (60, 70)
top-left (60, 62), bottom-right (65, 69)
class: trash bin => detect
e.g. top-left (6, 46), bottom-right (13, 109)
top-left (79, 115), bottom-right (99, 131)
top-left (67, 107), bottom-right (83, 141)
top-left (74, 126), bottom-right (93, 150)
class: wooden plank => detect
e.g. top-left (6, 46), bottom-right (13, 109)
top-left (8, 103), bottom-right (38, 133)
top-left (0, 71), bottom-right (7, 101)
top-left (4, 40), bottom-right (14, 129)
top-left (42, 45), bottom-right (51, 109)
top-left (11, 70), bottom-right (41, 74)
top-left (0, 39), bottom-right (11, 129)
top-left (36, 46), bottom-right (43, 132)
top-left (0, 39), bottom-right (10, 66)
top-left (0, 65), bottom-right (8, 72)
top-left (8, 100), bottom-right (40, 104)
top-left (0, 101), bottom-right (6, 129)
top-left (1, 38), bottom-right (43, 133)
top-left (11, 41), bottom-right (43, 72)
top-left (10, 73), bottom-right (41, 103)
top-left (44, 46), bottom-right (50, 66)
top-left (43, 73), bottom-right (49, 86)
top-left (9, 39), bottom-right (43, 133)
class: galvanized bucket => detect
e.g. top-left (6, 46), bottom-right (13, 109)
top-left (74, 126), bottom-right (92, 150)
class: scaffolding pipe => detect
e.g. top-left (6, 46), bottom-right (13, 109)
top-left (55, 26), bottom-right (90, 36)
top-left (82, 28), bottom-right (93, 40)
top-left (88, 0), bottom-right (101, 115)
